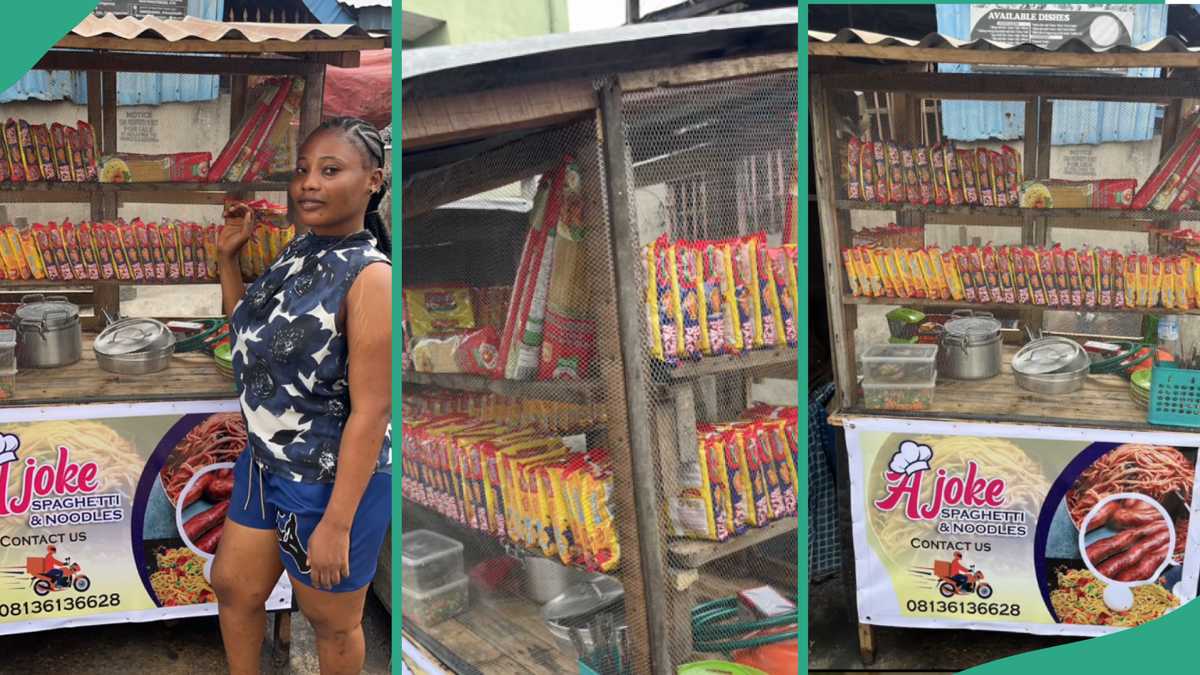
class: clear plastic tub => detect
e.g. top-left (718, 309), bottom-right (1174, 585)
top-left (860, 343), bottom-right (938, 384)
top-left (402, 575), bottom-right (469, 626)
top-left (401, 529), bottom-right (464, 591)
top-left (0, 330), bottom-right (14, 372)
top-left (0, 369), bottom-right (12, 401)
top-left (862, 376), bottom-right (936, 411)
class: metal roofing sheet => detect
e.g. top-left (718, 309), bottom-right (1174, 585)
top-left (808, 26), bottom-right (1200, 55)
top-left (65, 12), bottom-right (370, 44)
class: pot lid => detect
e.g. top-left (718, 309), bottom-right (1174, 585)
top-left (542, 574), bottom-right (624, 623)
top-left (95, 318), bottom-right (171, 356)
top-left (1012, 338), bottom-right (1085, 375)
top-left (15, 296), bottom-right (79, 328)
top-left (943, 315), bottom-right (1001, 339)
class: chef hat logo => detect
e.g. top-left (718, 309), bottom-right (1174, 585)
top-left (888, 440), bottom-right (933, 476)
top-left (0, 434), bottom-right (19, 465)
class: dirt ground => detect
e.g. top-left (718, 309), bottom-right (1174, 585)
top-left (0, 593), bottom-right (391, 674)
top-left (807, 573), bottom-right (1079, 671)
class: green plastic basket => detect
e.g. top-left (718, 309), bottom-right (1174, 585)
top-left (1148, 364), bottom-right (1200, 428)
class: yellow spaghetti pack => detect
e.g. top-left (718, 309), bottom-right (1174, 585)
top-left (479, 436), bottom-right (554, 539)
top-left (669, 431), bottom-right (734, 542)
top-left (699, 240), bottom-right (740, 354)
top-left (728, 236), bottom-right (762, 348)
top-left (544, 458), bottom-right (586, 566)
top-left (403, 284), bottom-right (477, 339)
top-left (578, 451), bottom-right (620, 572)
top-left (497, 439), bottom-right (567, 547)
top-left (672, 240), bottom-right (704, 359)
top-left (645, 243), bottom-right (665, 360)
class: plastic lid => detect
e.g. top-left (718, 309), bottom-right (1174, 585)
top-left (677, 661), bottom-right (769, 675)
top-left (401, 530), bottom-right (463, 565)
top-left (861, 344), bottom-right (938, 361)
top-left (886, 308), bottom-right (926, 324)
top-left (542, 574), bottom-right (624, 623)
top-left (0, 329), bottom-right (14, 347)
top-left (95, 318), bottom-right (172, 356)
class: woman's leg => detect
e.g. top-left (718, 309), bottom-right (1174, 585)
top-left (290, 578), bottom-right (369, 675)
top-left (213, 519), bottom-right (286, 675)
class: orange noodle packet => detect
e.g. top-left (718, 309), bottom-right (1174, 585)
top-left (31, 224), bottom-right (60, 281)
top-left (846, 137), bottom-right (861, 200)
top-left (930, 143), bottom-right (950, 206)
top-left (957, 147), bottom-right (979, 205)
top-left (915, 146), bottom-right (934, 205)
top-left (61, 221), bottom-right (86, 280)
top-left (700, 240), bottom-right (739, 353)
top-left (1079, 247), bottom-right (1097, 308)
top-left (17, 120), bottom-right (41, 182)
top-left (3, 119), bottom-right (25, 182)
top-left (76, 222), bottom-right (100, 280)
top-left (976, 149), bottom-right (995, 207)
top-left (900, 147), bottom-right (920, 204)
top-left (673, 240), bottom-right (705, 359)
top-left (944, 142), bottom-right (964, 206)
top-left (885, 142), bottom-right (905, 203)
top-left (858, 140), bottom-right (876, 202)
top-left (16, 226), bottom-right (46, 280)
top-left (871, 141), bottom-right (889, 204)
top-left (990, 150), bottom-right (1008, 208)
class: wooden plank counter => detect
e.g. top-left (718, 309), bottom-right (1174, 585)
top-left (8, 334), bottom-right (235, 406)
top-left (829, 345), bottom-right (1182, 433)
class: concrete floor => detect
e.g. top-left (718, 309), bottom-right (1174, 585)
top-left (807, 573), bottom-right (1079, 671)
top-left (0, 593), bottom-right (391, 674)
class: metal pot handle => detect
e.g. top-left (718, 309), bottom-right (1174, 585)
top-left (951, 309), bottom-right (974, 318)
top-left (44, 295), bottom-right (70, 304)
top-left (19, 293), bottom-right (44, 305)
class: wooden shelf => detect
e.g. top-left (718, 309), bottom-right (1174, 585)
top-left (0, 181), bottom-right (288, 204)
top-left (836, 199), bottom-right (1200, 223)
top-left (402, 370), bottom-right (602, 404)
top-left (667, 516), bottom-right (798, 569)
top-left (2, 279), bottom-right (220, 287)
top-left (661, 347), bottom-right (798, 380)
top-left (842, 294), bottom-right (1170, 315)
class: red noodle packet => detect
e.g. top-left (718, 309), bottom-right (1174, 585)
top-left (49, 123), bottom-right (73, 182)
top-left (63, 125), bottom-right (87, 183)
top-left (1112, 251), bottom-right (1126, 309)
top-left (981, 245), bottom-right (1003, 301)
top-left (953, 247), bottom-right (976, 303)
top-left (956, 148), bottom-right (978, 205)
top-left (1099, 248), bottom-right (1114, 308)
top-left (990, 151), bottom-right (1008, 208)
top-left (915, 146), bottom-right (934, 205)
top-left (1080, 247), bottom-right (1098, 307)
top-left (61, 220), bottom-right (86, 280)
top-left (930, 143), bottom-right (949, 206)
top-left (118, 221), bottom-right (144, 281)
top-left (97, 223), bottom-right (118, 280)
top-left (1003, 145), bottom-right (1022, 204)
top-left (872, 142), bottom-right (889, 205)
top-left (859, 141), bottom-right (876, 203)
top-left (901, 147), bottom-right (920, 204)
top-left (146, 221), bottom-right (168, 281)
top-left (133, 219), bottom-right (155, 280)
top-left (1065, 248), bottom-right (1083, 308)
top-left (3, 119), bottom-right (24, 182)
top-left (977, 149), bottom-right (995, 207)
top-left (161, 222), bottom-right (182, 281)
top-left (886, 142), bottom-right (905, 203)
top-left (846, 137), bottom-right (861, 200)
top-left (76, 222), bottom-right (100, 280)
top-left (18, 120), bottom-right (42, 182)
top-left (32, 224), bottom-right (60, 281)
top-left (1023, 247), bottom-right (1044, 305)
top-left (31, 124), bottom-right (56, 182)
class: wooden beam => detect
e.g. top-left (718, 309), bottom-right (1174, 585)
top-left (87, 70), bottom-right (103, 223)
top-left (402, 123), bottom-right (577, 219)
top-left (401, 80), bottom-right (597, 151)
top-left (809, 41), bottom-right (1200, 69)
top-left (35, 51), bottom-right (315, 76)
top-left (619, 52), bottom-right (798, 91)
top-left (822, 71), bottom-right (1199, 103)
top-left (54, 36), bottom-right (384, 55)
top-left (599, 79), bottom-right (671, 675)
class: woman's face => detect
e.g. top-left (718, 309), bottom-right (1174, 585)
top-left (289, 128), bottom-right (382, 234)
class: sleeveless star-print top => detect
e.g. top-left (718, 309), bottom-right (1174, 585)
top-left (229, 229), bottom-right (392, 482)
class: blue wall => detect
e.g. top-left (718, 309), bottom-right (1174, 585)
top-left (935, 4), bottom-right (1166, 145)
top-left (0, 0), bottom-right (224, 106)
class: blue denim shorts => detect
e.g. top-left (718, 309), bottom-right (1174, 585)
top-left (227, 449), bottom-right (391, 593)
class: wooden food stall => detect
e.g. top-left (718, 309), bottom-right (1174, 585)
top-left (810, 28), bottom-right (1200, 664)
top-left (401, 10), bottom-right (799, 675)
top-left (0, 13), bottom-right (383, 647)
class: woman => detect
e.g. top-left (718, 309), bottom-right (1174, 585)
top-left (211, 117), bottom-right (392, 675)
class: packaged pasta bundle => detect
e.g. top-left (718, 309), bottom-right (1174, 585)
top-left (1003, 145), bottom-right (1022, 204)
top-left (644, 243), bottom-right (665, 360)
top-left (914, 249), bottom-right (942, 300)
top-left (885, 142), bottom-right (905, 203)
top-left (403, 285), bottom-right (476, 339)
top-left (766, 247), bottom-right (797, 347)
top-left (49, 123), bottom-right (73, 182)
top-left (976, 149), bottom-right (995, 207)
top-left (729, 236), bottom-right (762, 348)
top-left (117, 221), bottom-right (143, 282)
top-left (17, 120), bottom-right (41, 182)
top-left (842, 248), bottom-right (862, 298)
top-left (16, 226), bottom-right (46, 280)
top-left (858, 141), bottom-right (876, 202)
top-left (132, 219), bottom-right (156, 280)
top-left (883, 248), bottom-right (909, 299)
top-left (1176, 256), bottom-right (1192, 311)
top-left (3, 120), bottom-right (25, 182)
top-left (1150, 256), bottom-right (1164, 308)
top-left (580, 452), bottom-right (619, 573)
top-left (981, 246), bottom-right (1004, 302)
top-left (1112, 251), bottom-right (1126, 309)
top-left (652, 236), bottom-right (683, 360)
top-left (958, 148), bottom-right (980, 205)
top-left (669, 434), bottom-right (732, 542)
top-left (31, 124), bottom-right (56, 182)
top-left (996, 246), bottom-right (1016, 303)
top-left (945, 143), bottom-right (965, 205)
top-left (203, 224), bottom-right (218, 281)
top-left (990, 151), bottom-right (1008, 208)
top-left (61, 221), bottom-right (86, 280)
top-left (1080, 247), bottom-right (1097, 307)
top-left (752, 235), bottom-right (784, 346)
top-left (160, 223), bottom-right (181, 281)
top-left (31, 224), bottom-right (60, 281)
top-left (76, 222), bottom-right (100, 280)
top-left (930, 144), bottom-right (949, 205)
top-left (1063, 248), bottom-right (1083, 307)
top-left (673, 241), bottom-right (704, 359)
top-left (872, 141), bottom-right (889, 205)
top-left (700, 241), bottom-right (739, 353)
top-left (846, 137), bottom-right (861, 200)
top-left (915, 146), bottom-right (934, 205)
top-left (0, 226), bottom-right (23, 279)
top-left (900, 147), bottom-right (920, 204)
top-left (146, 221), bottom-right (168, 281)
top-left (63, 125), bottom-right (86, 182)
top-left (76, 121), bottom-right (99, 181)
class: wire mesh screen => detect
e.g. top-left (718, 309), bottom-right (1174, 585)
top-left (400, 115), bottom-right (653, 675)
top-left (616, 70), bottom-right (800, 670)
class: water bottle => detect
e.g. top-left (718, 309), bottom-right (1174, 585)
top-left (1157, 314), bottom-right (1181, 368)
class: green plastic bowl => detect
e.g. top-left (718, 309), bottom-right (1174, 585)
top-left (213, 343), bottom-right (233, 366)
top-left (1131, 368), bottom-right (1152, 393)
top-left (677, 661), bottom-right (768, 675)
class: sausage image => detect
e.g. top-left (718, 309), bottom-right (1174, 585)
top-left (1110, 503), bottom-right (1163, 530)
top-left (181, 473), bottom-right (214, 509)
top-left (1085, 500), bottom-right (1122, 533)
top-left (204, 476), bottom-right (235, 503)
top-left (195, 523), bottom-right (224, 554)
top-left (1085, 521), bottom-right (1167, 563)
top-left (1098, 529), bottom-right (1171, 579)
top-left (1113, 544), bottom-right (1170, 582)
top-left (183, 500), bottom-right (230, 542)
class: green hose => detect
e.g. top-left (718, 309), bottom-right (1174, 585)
top-left (691, 597), bottom-right (796, 653)
top-left (174, 319), bottom-right (228, 354)
top-left (1089, 341), bottom-right (1153, 376)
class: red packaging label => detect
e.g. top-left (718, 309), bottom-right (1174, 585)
top-left (957, 149), bottom-right (978, 205)
top-left (872, 142), bottom-right (889, 204)
top-left (846, 137), bottom-right (861, 200)
top-left (915, 147), bottom-right (934, 205)
top-left (930, 143), bottom-right (949, 205)
top-left (32, 224), bottom-right (59, 280)
top-left (77, 222), bottom-right (100, 280)
top-left (61, 221), bottom-right (86, 280)
top-left (976, 149), bottom-right (995, 207)
top-left (859, 142), bottom-right (875, 203)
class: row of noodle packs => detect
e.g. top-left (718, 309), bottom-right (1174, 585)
top-left (845, 136), bottom-right (1024, 207)
top-left (0, 118), bottom-right (99, 183)
top-left (669, 405), bottom-right (800, 543)
top-left (0, 213), bottom-right (293, 284)
top-left (646, 234), bottom-right (799, 365)
top-left (843, 242), bottom-right (1200, 310)
top-left (401, 413), bottom-right (619, 573)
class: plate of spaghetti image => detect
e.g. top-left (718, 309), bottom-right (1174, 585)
top-left (1065, 444), bottom-right (1194, 564)
top-left (143, 539), bottom-right (215, 607)
top-left (159, 413), bottom-right (246, 510)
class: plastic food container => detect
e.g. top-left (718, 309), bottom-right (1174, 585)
top-left (401, 529), bottom-right (464, 591)
top-left (862, 376), bottom-right (935, 411)
top-left (0, 330), bottom-right (14, 372)
top-left (0, 369), bottom-right (13, 401)
top-left (860, 343), bottom-right (938, 384)
top-left (401, 575), bottom-right (469, 626)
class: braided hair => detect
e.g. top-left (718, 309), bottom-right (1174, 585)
top-left (313, 116), bottom-right (391, 257)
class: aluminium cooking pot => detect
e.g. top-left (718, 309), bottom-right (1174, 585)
top-left (14, 294), bottom-right (81, 369)
top-left (935, 309), bottom-right (1001, 380)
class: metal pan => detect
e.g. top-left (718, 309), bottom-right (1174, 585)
top-left (1012, 344), bottom-right (1090, 395)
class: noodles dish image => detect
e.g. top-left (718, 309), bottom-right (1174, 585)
top-left (148, 546), bottom-right (215, 607)
top-left (1050, 567), bottom-right (1178, 627)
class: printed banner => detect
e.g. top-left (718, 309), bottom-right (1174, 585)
top-left (845, 417), bottom-right (1200, 636)
top-left (0, 401), bottom-right (290, 635)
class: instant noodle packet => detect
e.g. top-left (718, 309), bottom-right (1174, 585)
top-left (17, 226), bottom-right (46, 280)
top-left (753, 235), bottom-right (784, 346)
top-left (203, 224), bottom-right (219, 280)
top-left (61, 221), bottom-right (86, 280)
top-left (118, 221), bottom-right (144, 281)
top-left (996, 246), bottom-right (1016, 303)
top-left (17, 120), bottom-right (41, 182)
top-left (901, 147), bottom-right (920, 204)
top-left (859, 141), bottom-right (876, 202)
top-left (1064, 248), bottom-right (1084, 307)
top-left (32, 124), bottom-right (57, 182)
top-left (700, 240), bottom-right (741, 352)
top-left (846, 137), bottom-right (861, 200)
top-left (868, 248), bottom-right (894, 298)
top-left (76, 222), bottom-right (100, 280)
top-left (940, 249), bottom-right (966, 301)
top-left (146, 221), bottom-right (168, 281)
top-left (63, 125), bottom-right (86, 183)
top-left (48, 222), bottom-right (74, 280)
top-left (160, 223), bottom-right (181, 281)
top-left (579, 452), bottom-right (619, 572)
top-left (726, 425), bottom-right (772, 527)
top-left (3, 119), bottom-right (24, 182)
top-left (975, 149), bottom-right (995, 206)
top-left (673, 241), bottom-right (704, 359)
top-left (883, 249), bottom-right (908, 299)
top-left (915, 146), bottom-right (934, 205)
top-left (728, 236), bottom-right (762, 348)
top-left (981, 246), bottom-right (1003, 302)
top-left (767, 247), bottom-right (798, 346)
top-left (49, 123), bottom-right (73, 182)
top-left (990, 151), bottom-right (1008, 207)
top-left (652, 236), bottom-right (684, 360)
top-left (1002, 146), bottom-right (1022, 205)
top-left (76, 121), bottom-right (99, 181)
top-left (930, 143), bottom-right (950, 205)
top-left (1080, 247), bottom-right (1097, 307)
top-left (957, 148), bottom-right (979, 205)
top-left (403, 285), bottom-right (476, 339)
top-left (1098, 249), bottom-right (1114, 307)
top-left (945, 143), bottom-right (965, 205)
top-left (670, 432), bottom-right (732, 542)
top-left (1112, 251), bottom-right (1126, 309)
top-left (133, 219), bottom-right (155, 280)
top-left (885, 142), bottom-right (905, 203)
top-left (32, 224), bottom-right (60, 281)
top-left (0, 226), bottom-right (22, 279)
top-left (645, 243), bottom-right (665, 360)
top-left (1150, 256), bottom-right (1164, 308)
top-left (872, 141), bottom-right (889, 205)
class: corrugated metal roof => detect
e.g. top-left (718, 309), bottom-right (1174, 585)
top-left (809, 27), bottom-right (1200, 58)
top-left (64, 12), bottom-right (370, 45)
top-left (930, 4), bottom-right (1165, 146)
top-left (302, 0), bottom-right (355, 25)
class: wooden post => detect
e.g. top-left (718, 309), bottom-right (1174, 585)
top-left (599, 79), bottom-right (671, 675)
top-left (272, 611), bottom-right (292, 666)
top-left (292, 63), bottom-right (326, 230)
top-left (93, 70), bottom-right (121, 325)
